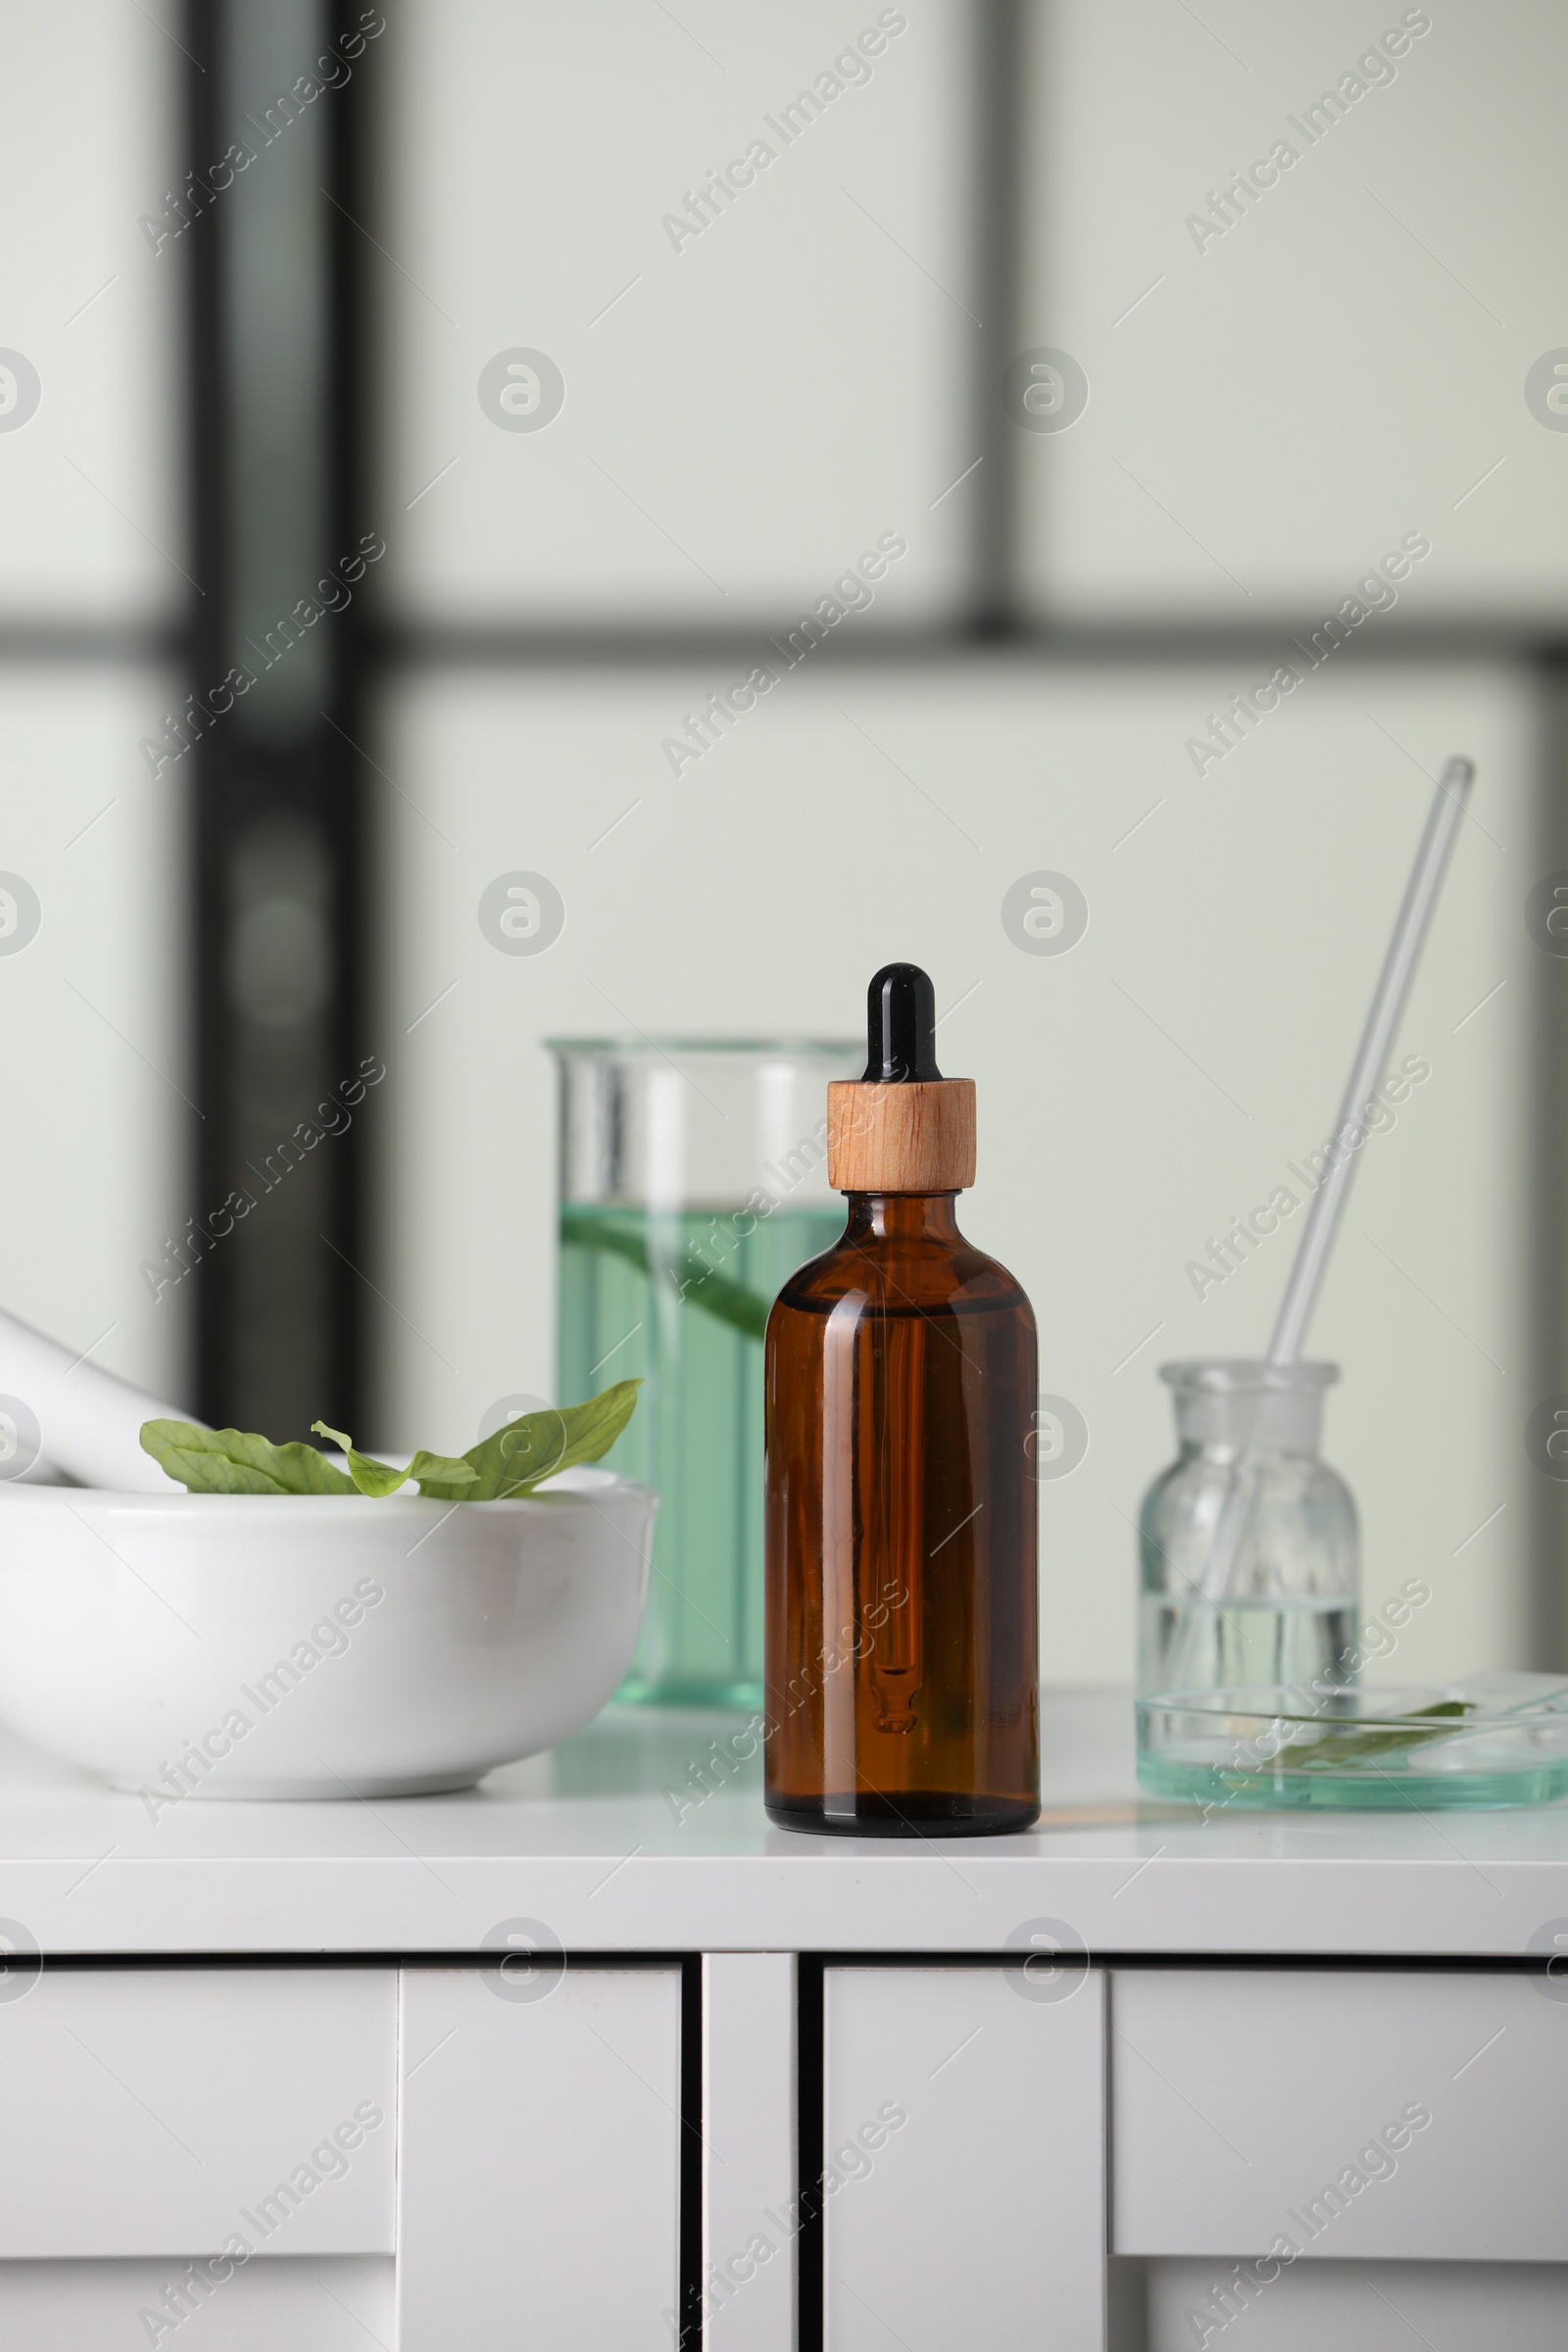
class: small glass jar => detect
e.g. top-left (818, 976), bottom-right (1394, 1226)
top-left (1138, 1359), bottom-right (1359, 1697)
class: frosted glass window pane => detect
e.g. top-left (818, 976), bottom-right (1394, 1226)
top-left (369, 659), bottom-right (1533, 1690)
top-left (0, 4), bottom-right (183, 622)
top-left (0, 670), bottom-right (190, 1405)
top-left (1016, 0), bottom-right (1568, 623)
top-left (376, 0), bottom-right (979, 626)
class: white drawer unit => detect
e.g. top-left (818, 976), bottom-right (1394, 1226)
top-left (0, 1967), bottom-right (396, 2259)
top-left (395, 1962), bottom-right (684, 2348)
top-left (823, 1964), bottom-right (1106, 2352)
top-left (0, 1693), bottom-right (1560, 2341)
top-left (1111, 1968), bottom-right (1568, 2263)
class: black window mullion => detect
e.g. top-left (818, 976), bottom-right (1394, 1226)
top-left (184, 0), bottom-right (367, 1439)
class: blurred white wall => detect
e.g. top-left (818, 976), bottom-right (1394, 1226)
top-left (376, 0), bottom-right (981, 626)
top-left (0, 671), bottom-right (191, 1402)
top-left (370, 656), bottom-right (1532, 1688)
top-left (1017, 0), bottom-right (1568, 622)
top-left (2, 0), bottom-right (1557, 1705)
top-left (363, 0), bottom-right (1560, 1687)
top-left (0, 1), bottom-right (190, 1407)
top-left (0, 2), bottom-right (184, 624)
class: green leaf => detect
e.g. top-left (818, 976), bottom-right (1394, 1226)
top-left (669, 1257), bottom-right (770, 1341)
top-left (311, 1422), bottom-right (411, 1497)
top-left (1296, 1699), bottom-right (1475, 1771)
top-left (407, 1448), bottom-right (480, 1490)
top-left (418, 1379), bottom-right (642, 1500)
top-left (561, 1208), bottom-right (772, 1342)
top-left (140, 1419), bottom-right (356, 1495)
top-left (311, 1422), bottom-right (477, 1498)
top-left (138, 1384), bottom-right (640, 1503)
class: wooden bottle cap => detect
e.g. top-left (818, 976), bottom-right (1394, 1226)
top-left (826, 1078), bottom-right (976, 1193)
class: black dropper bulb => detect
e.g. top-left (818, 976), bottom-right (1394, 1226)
top-left (864, 962), bottom-right (943, 1083)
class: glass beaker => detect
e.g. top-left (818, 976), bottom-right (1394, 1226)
top-left (1138, 1359), bottom-right (1359, 1697)
top-left (549, 1038), bottom-right (858, 1709)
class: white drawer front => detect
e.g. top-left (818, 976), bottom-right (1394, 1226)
top-left (1113, 1968), bottom-right (1568, 2262)
top-left (825, 1964), bottom-right (1105, 2352)
top-left (1143, 2258), bottom-right (1568, 2352)
top-left (396, 1963), bottom-right (682, 2347)
top-left (0, 2255), bottom-right (392, 2350)
top-left (0, 1966), bottom-right (396, 2259)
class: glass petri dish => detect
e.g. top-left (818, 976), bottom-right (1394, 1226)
top-left (1137, 1671), bottom-right (1568, 1810)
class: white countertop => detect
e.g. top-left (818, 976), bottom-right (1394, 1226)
top-left (4, 1690), bottom-right (1567, 1961)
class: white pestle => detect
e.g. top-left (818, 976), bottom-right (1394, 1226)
top-left (1169, 756), bottom-right (1476, 1681)
top-left (0, 1307), bottom-right (201, 1493)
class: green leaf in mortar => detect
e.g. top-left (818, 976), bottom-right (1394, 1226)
top-left (311, 1424), bottom-right (477, 1499)
top-left (419, 1378), bottom-right (643, 1501)
top-left (140, 1419), bottom-right (357, 1495)
top-left (140, 1380), bottom-right (640, 1500)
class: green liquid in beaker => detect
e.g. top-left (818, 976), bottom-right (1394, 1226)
top-left (559, 1201), bottom-right (844, 1708)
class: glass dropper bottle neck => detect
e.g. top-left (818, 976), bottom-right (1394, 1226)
top-left (842, 1192), bottom-right (963, 1242)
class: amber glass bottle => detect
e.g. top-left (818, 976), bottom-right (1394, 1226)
top-left (763, 965), bottom-right (1040, 1835)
